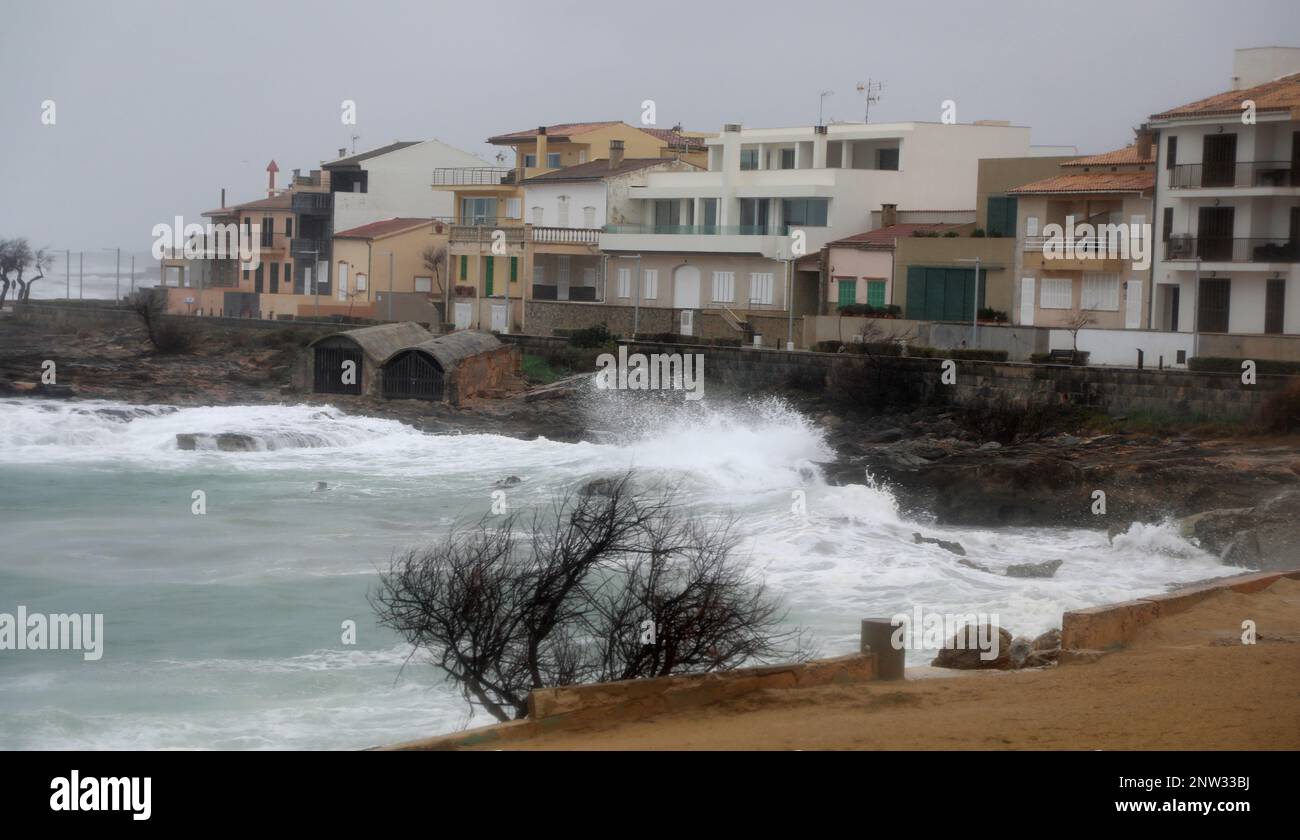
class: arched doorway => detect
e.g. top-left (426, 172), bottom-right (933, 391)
top-left (382, 350), bottom-right (445, 400)
top-left (672, 264), bottom-right (700, 309)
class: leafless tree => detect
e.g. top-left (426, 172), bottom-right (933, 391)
top-left (371, 472), bottom-right (808, 722)
top-left (0, 238), bottom-right (50, 307)
top-left (128, 289), bottom-right (192, 353)
top-left (1063, 311), bottom-right (1095, 354)
top-left (422, 243), bottom-right (449, 319)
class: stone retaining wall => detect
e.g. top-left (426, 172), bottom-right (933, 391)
top-left (1060, 570), bottom-right (1300, 653)
top-left (382, 653), bottom-right (875, 750)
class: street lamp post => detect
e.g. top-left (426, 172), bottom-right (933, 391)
top-left (376, 250), bottom-right (395, 321)
top-left (955, 256), bottom-right (983, 348)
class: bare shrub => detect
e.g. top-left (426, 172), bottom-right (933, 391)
top-left (129, 290), bottom-right (194, 354)
top-left (370, 472), bottom-right (808, 722)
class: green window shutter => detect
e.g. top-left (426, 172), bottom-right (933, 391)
top-left (837, 279), bottom-right (856, 307)
top-left (484, 257), bottom-right (494, 296)
top-left (987, 196), bottom-right (1017, 237)
top-left (510, 257), bottom-right (518, 282)
top-left (866, 280), bottom-right (886, 307)
top-left (459, 255), bottom-right (467, 281)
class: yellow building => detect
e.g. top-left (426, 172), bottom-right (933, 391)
top-left (327, 218), bottom-right (450, 324)
top-left (432, 121), bottom-right (709, 332)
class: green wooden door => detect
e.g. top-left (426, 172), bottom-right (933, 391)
top-left (905, 267), bottom-right (986, 321)
top-left (484, 257), bottom-right (495, 296)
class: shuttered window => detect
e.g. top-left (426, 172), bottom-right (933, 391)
top-left (1040, 277), bottom-right (1073, 309)
top-left (837, 278), bottom-right (856, 307)
top-left (484, 257), bottom-right (494, 296)
top-left (643, 269), bottom-right (658, 300)
top-left (986, 196), bottom-right (1018, 237)
top-left (866, 279), bottom-right (886, 307)
top-left (617, 268), bottom-right (631, 298)
top-left (711, 271), bottom-right (735, 303)
top-left (749, 272), bottom-right (774, 305)
top-left (1081, 273), bottom-right (1120, 311)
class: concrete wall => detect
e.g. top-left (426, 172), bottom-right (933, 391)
top-left (894, 237), bottom-right (1020, 318)
top-left (805, 315), bottom-right (1048, 361)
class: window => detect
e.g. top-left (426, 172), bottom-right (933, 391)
top-left (749, 272), bottom-right (774, 305)
top-left (740, 148), bottom-right (759, 170)
top-left (338, 263), bottom-right (348, 301)
top-left (1040, 277), bottom-right (1073, 309)
top-left (261, 217), bottom-right (273, 247)
top-left (356, 273), bottom-right (367, 291)
top-left (643, 269), bottom-right (658, 300)
top-left (780, 148), bottom-right (795, 169)
top-left (1198, 278), bottom-right (1231, 333)
top-left (1081, 273), bottom-right (1119, 311)
top-left (866, 279), bottom-right (886, 307)
top-left (505, 198), bottom-right (522, 219)
top-left (782, 198), bottom-right (828, 227)
top-left (254, 264), bottom-right (264, 293)
top-left (578, 150), bottom-right (587, 164)
top-left (701, 198), bottom-right (718, 228)
top-left (414, 276), bottom-right (432, 293)
top-left (484, 257), bottom-right (495, 296)
top-left (533, 264), bottom-right (545, 285)
top-left (582, 267), bottom-right (597, 287)
top-left (270, 262), bottom-right (280, 293)
top-left (460, 197), bottom-right (497, 224)
top-left (583, 206), bottom-right (596, 228)
top-left (712, 271), bottom-right (735, 303)
top-left (1166, 135), bottom-right (1177, 170)
top-left (653, 200), bottom-right (680, 227)
top-left (285, 218), bottom-right (293, 239)
top-left (837, 278), bottom-right (856, 307)
top-left (617, 267), bottom-right (631, 298)
top-left (1265, 277), bottom-right (1286, 335)
top-left (523, 154), bottom-right (536, 167)
top-left (739, 198), bottom-right (769, 231)
top-left (547, 152), bottom-right (561, 168)
top-left (531, 206), bottom-right (544, 225)
top-left (557, 256), bottom-right (570, 284)
top-left (1162, 207), bottom-right (1173, 243)
top-left (459, 255), bottom-right (468, 281)
top-left (557, 197), bottom-right (569, 228)
top-left (510, 257), bottom-right (518, 283)
top-left (986, 196), bottom-right (1017, 237)
top-left (877, 148), bottom-right (900, 170)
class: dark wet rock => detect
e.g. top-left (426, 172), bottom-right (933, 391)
top-left (175, 432), bottom-right (259, 451)
top-left (581, 477), bottom-right (618, 497)
top-left (1180, 489), bottom-right (1300, 571)
top-left (864, 427), bottom-right (904, 444)
top-left (496, 475), bottom-right (522, 487)
top-left (912, 532), bottom-right (966, 556)
top-left (1005, 558), bottom-right (1063, 578)
top-left (1033, 628), bottom-right (1062, 651)
top-left (931, 624), bottom-right (1013, 670)
top-left (313, 481), bottom-right (329, 492)
top-left (1009, 636), bottom-right (1034, 668)
top-left (958, 558), bottom-right (993, 573)
top-left (977, 441), bottom-right (1002, 451)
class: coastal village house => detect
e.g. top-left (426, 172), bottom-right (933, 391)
top-left (327, 217), bottom-right (450, 324)
top-left (597, 120), bottom-right (1033, 345)
top-left (1148, 47), bottom-right (1300, 361)
top-left (432, 121), bottom-right (709, 333)
top-left (1009, 145), bottom-right (1156, 332)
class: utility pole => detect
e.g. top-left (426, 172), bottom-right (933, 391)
top-left (130, 255), bottom-right (136, 293)
top-left (65, 249), bottom-right (70, 298)
top-left (79, 252), bottom-right (83, 299)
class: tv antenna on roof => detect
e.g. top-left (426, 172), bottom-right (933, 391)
top-left (818, 90), bottom-right (834, 126)
top-left (857, 79), bottom-right (883, 123)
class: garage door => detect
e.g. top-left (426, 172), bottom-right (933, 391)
top-left (905, 266), bottom-right (987, 322)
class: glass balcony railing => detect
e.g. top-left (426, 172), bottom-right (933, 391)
top-left (602, 224), bottom-right (790, 236)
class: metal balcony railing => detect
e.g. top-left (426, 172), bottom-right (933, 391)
top-left (291, 192), bottom-right (333, 214)
top-left (1167, 161), bottom-right (1296, 189)
top-left (431, 167), bottom-right (517, 186)
top-left (1164, 236), bottom-right (1299, 262)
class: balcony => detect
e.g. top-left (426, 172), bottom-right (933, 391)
top-left (291, 192), bottom-right (333, 215)
top-left (431, 167), bottom-right (517, 187)
top-left (291, 238), bottom-right (329, 259)
top-left (1168, 161), bottom-right (1296, 190)
top-left (532, 227), bottom-right (599, 245)
top-left (449, 224), bottom-right (527, 246)
top-left (603, 224), bottom-right (790, 236)
top-left (1164, 236), bottom-right (1299, 263)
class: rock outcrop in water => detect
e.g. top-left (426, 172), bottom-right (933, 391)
top-left (931, 624), bottom-right (1013, 670)
top-left (1179, 489), bottom-right (1300, 572)
top-left (175, 432), bottom-right (260, 451)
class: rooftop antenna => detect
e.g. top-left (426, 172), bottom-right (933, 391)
top-left (856, 79), bottom-right (883, 123)
top-left (818, 90), bottom-right (834, 126)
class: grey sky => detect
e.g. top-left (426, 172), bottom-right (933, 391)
top-left (2, 0), bottom-right (1296, 251)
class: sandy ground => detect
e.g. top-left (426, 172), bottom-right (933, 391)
top-left (495, 579), bottom-right (1300, 750)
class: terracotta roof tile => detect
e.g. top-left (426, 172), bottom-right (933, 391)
top-left (1009, 171), bottom-right (1155, 195)
top-left (333, 218), bottom-right (434, 239)
top-left (1061, 144), bottom-right (1155, 167)
top-left (829, 223), bottom-right (965, 249)
top-left (1151, 71), bottom-right (1300, 120)
top-left (637, 127), bottom-right (708, 151)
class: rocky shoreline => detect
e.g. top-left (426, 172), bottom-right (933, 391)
top-left (3, 313), bottom-right (1298, 571)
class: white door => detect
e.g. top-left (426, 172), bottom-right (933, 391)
top-left (337, 263), bottom-right (348, 302)
top-left (1125, 279), bottom-right (1143, 329)
top-left (453, 302), bottom-right (472, 330)
top-left (680, 309), bottom-right (694, 336)
top-left (557, 256), bottom-right (570, 301)
top-left (672, 264), bottom-right (700, 308)
top-left (1019, 277), bottom-right (1035, 326)
top-left (491, 303), bottom-right (508, 332)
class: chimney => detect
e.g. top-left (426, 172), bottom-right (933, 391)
top-left (881, 203), bottom-right (898, 228)
top-left (535, 126), bottom-right (549, 170)
top-left (1135, 127), bottom-right (1154, 161)
top-left (292, 168), bottom-right (301, 182)
top-left (338, 147), bottom-right (347, 158)
top-left (609, 139), bottom-right (625, 170)
top-left (266, 160), bottom-right (279, 196)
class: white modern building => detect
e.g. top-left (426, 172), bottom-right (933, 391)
top-left (598, 120), bottom-right (1032, 330)
top-left (322, 140), bottom-right (492, 231)
top-left (1149, 47), bottom-right (1300, 357)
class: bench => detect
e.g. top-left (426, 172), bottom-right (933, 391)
top-left (1048, 348), bottom-right (1078, 364)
